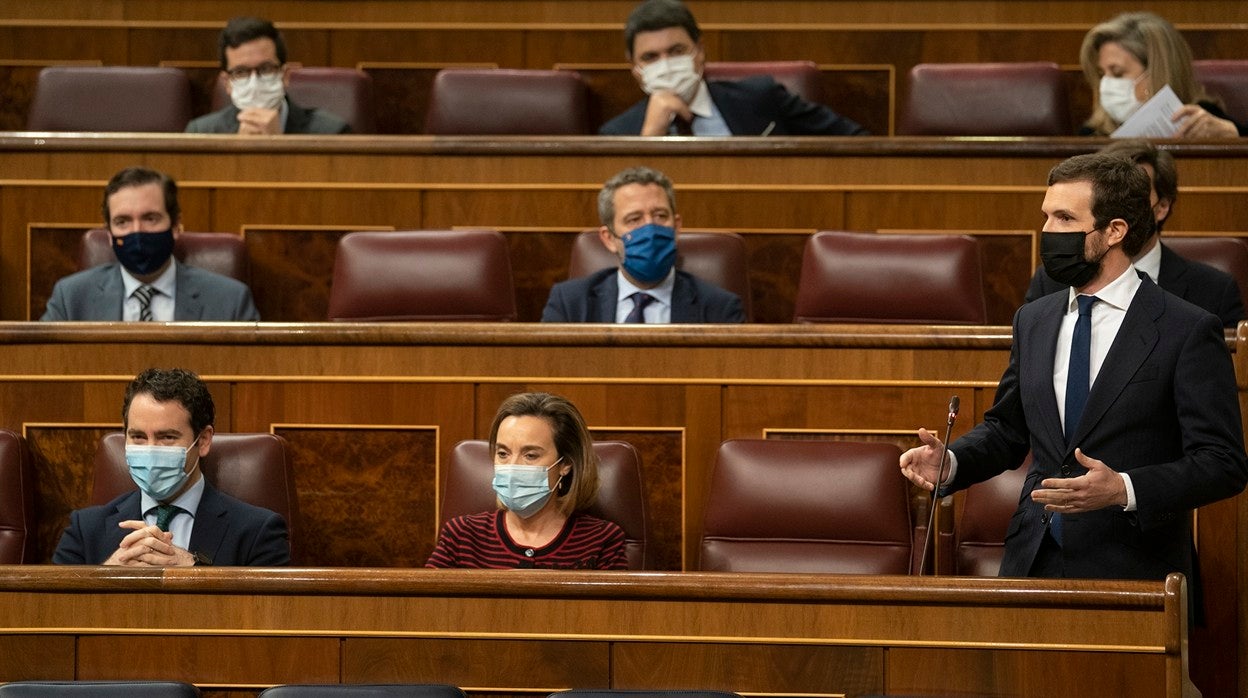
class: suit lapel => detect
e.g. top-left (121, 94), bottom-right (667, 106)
top-left (188, 484), bottom-right (230, 564)
top-left (99, 267), bottom-right (126, 320)
top-left (173, 264), bottom-right (203, 321)
top-left (670, 273), bottom-right (698, 323)
top-left (103, 491), bottom-right (143, 553)
top-left (1157, 244), bottom-right (1190, 298)
top-left (1026, 294), bottom-right (1067, 451)
top-left (284, 99), bottom-right (312, 133)
top-left (589, 272), bottom-right (618, 323)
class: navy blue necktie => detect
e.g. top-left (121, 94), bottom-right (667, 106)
top-left (1054, 294), bottom-right (1098, 545)
top-left (154, 504), bottom-right (180, 532)
top-left (624, 292), bottom-right (654, 323)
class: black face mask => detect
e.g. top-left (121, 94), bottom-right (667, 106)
top-left (1040, 230), bottom-right (1105, 289)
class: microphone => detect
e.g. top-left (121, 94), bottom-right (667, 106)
top-left (918, 395), bottom-right (959, 575)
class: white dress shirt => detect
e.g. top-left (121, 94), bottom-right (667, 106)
top-left (139, 472), bottom-right (206, 551)
top-left (615, 268), bottom-right (676, 323)
top-left (120, 258), bottom-right (178, 321)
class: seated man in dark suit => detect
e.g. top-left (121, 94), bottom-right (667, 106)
top-left (185, 16), bottom-right (350, 135)
top-left (542, 166), bottom-right (744, 323)
top-left (54, 367), bottom-right (289, 566)
top-left (41, 167), bottom-right (259, 321)
top-left (600, 0), bottom-right (867, 136)
top-left (1026, 139), bottom-right (1244, 326)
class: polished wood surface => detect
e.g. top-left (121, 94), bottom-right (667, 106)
top-left (0, 566), bottom-right (1197, 697)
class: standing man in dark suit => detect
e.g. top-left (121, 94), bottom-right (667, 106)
top-left (41, 167), bottom-right (259, 321)
top-left (54, 368), bottom-right (289, 566)
top-left (900, 153), bottom-right (1246, 586)
top-left (1026, 140), bottom-right (1244, 327)
top-left (542, 166), bottom-right (743, 323)
top-left (599, 0), bottom-right (866, 137)
top-left (185, 16), bottom-right (350, 135)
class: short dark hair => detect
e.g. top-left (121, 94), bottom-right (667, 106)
top-left (219, 16), bottom-right (287, 70)
top-left (624, 0), bottom-right (701, 59)
top-left (488, 392), bottom-right (600, 516)
top-left (598, 166), bottom-right (677, 230)
top-left (1048, 152), bottom-right (1155, 258)
top-left (123, 368), bottom-right (216, 436)
top-left (102, 167), bottom-right (180, 226)
top-left (1097, 139), bottom-right (1178, 230)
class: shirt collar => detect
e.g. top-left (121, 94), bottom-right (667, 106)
top-left (617, 266), bottom-right (676, 307)
top-left (120, 257), bottom-right (178, 298)
top-left (1132, 238), bottom-right (1162, 282)
top-left (688, 79), bottom-right (716, 119)
top-left (1065, 263), bottom-right (1141, 313)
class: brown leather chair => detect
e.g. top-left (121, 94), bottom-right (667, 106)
top-left (568, 230), bottom-right (753, 321)
top-left (27, 66), bottom-right (192, 132)
top-left (0, 430), bottom-right (37, 564)
top-left (211, 67), bottom-right (376, 133)
top-left (327, 230), bottom-right (517, 321)
top-left (698, 439), bottom-right (912, 574)
top-left (0, 681), bottom-right (201, 697)
top-left (92, 432), bottom-right (299, 563)
top-left (442, 440), bottom-right (651, 569)
top-left (898, 62), bottom-right (1070, 136)
top-left (793, 231), bottom-right (987, 324)
top-left (424, 69), bottom-right (590, 135)
top-left (1193, 60), bottom-right (1248, 124)
top-left (1163, 237), bottom-right (1248, 312)
top-left (952, 463), bottom-right (1029, 577)
top-left (704, 60), bottom-right (823, 104)
top-left (79, 228), bottom-right (250, 283)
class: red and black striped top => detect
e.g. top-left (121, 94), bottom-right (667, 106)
top-left (425, 510), bottom-right (627, 569)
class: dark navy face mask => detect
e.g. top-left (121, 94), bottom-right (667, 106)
top-left (620, 223), bottom-right (677, 285)
top-left (112, 228), bottom-right (175, 277)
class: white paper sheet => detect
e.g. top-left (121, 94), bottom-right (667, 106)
top-left (1111, 84), bottom-right (1184, 138)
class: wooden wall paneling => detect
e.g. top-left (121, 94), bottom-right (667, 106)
top-left (343, 638), bottom-right (612, 689)
top-left (495, 226), bottom-right (581, 323)
top-left (885, 647), bottom-right (1166, 697)
top-left (123, 25), bottom-right (223, 66)
top-left (77, 635), bottom-right (340, 685)
top-left (25, 423), bottom-right (118, 563)
top-left (0, 635), bottom-right (75, 681)
top-left (421, 187), bottom-right (596, 229)
top-left (0, 26), bottom-right (128, 63)
top-left (554, 64), bottom-right (640, 134)
top-left (1192, 496), bottom-right (1241, 698)
top-left (360, 62), bottom-right (500, 135)
top-left (590, 427), bottom-right (684, 572)
top-left (328, 28), bottom-right (526, 67)
top-left (27, 222), bottom-right (96, 322)
top-left (819, 64), bottom-right (894, 137)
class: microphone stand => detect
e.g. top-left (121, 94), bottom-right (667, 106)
top-left (918, 396), bottom-right (959, 575)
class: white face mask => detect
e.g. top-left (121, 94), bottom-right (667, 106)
top-left (230, 72), bottom-right (285, 111)
top-left (639, 54), bottom-right (702, 104)
top-left (1099, 74), bottom-right (1144, 123)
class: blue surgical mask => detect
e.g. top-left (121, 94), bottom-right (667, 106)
top-left (126, 436), bottom-right (200, 502)
top-left (112, 228), bottom-right (175, 277)
top-left (620, 223), bottom-right (677, 285)
top-left (492, 457), bottom-right (564, 518)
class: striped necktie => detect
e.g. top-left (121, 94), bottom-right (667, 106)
top-left (133, 285), bottom-right (156, 322)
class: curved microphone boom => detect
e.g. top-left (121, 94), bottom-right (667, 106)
top-left (919, 395), bottom-right (959, 575)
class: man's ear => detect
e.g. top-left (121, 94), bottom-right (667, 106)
top-left (1105, 218), bottom-right (1130, 247)
top-left (197, 425), bottom-right (214, 459)
top-left (172, 221), bottom-right (185, 238)
top-left (1154, 198), bottom-right (1173, 226)
top-left (598, 226), bottom-right (622, 256)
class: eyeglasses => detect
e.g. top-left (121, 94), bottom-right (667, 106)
top-left (226, 63), bottom-right (283, 82)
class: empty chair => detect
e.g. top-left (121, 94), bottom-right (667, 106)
top-left (93, 432), bottom-right (300, 563)
top-left (424, 69), bottom-right (590, 135)
top-left (699, 439), bottom-right (912, 574)
top-left (568, 230), bottom-right (753, 320)
top-left (704, 60), bottom-right (823, 104)
top-left (1193, 60), bottom-right (1248, 123)
top-left (953, 464), bottom-right (1029, 577)
top-left (793, 231), bottom-right (987, 324)
top-left (327, 230), bottom-right (517, 322)
top-left (899, 62), bottom-right (1070, 136)
top-left (259, 685), bottom-right (466, 697)
top-left (211, 67), bottom-right (376, 133)
top-left (1164, 236), bottom-right (1248, 312)
top-left (443, 440), bottom-right (651, 569)
top-left (0, 682), bottom-right (200, 697)
top-left (0, 430), bottom-right (36, 564)
top-left (79, 228), bottom-right (250, 283)
top-left (27, 66), bottom-right (192, 132)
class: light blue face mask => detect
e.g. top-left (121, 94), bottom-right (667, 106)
top-left (126, 435), bottom-right (200, 502)
top-left (620, 223), bottom-right (677, 285)
top-left (492, 457), bottom-right (564, 518)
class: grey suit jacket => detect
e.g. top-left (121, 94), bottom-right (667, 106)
top-left (541, 268), bottom-right (744, 323)
top-left (949, 278), bottom-right (1247, 584)
top-left (52, 482), bottom-right (290, 566)
top-left (185, 97), bottom-right (350, 134)
top-left (40, 262), bottom-right (260, 321)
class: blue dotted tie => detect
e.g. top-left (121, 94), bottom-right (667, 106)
top-left (624, 292), bottom-right (654, 323)
top-left (1053, 294), bottom-right (1099, 545)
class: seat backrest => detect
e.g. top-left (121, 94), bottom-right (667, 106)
top-left (1193, 60), bottom-right (1248, 123)
top-left (704, 60), bottom-right (823, 104)
top-left (443, 440), bottom-right (651, 569)
top-left (793, 231), bottom-right (987, 324)
top-left (1164, 237), bottom-right (1248, 313)
top-left (567, 230), bottom-right (753, 321)
top-left (0, 430), bottom-right (37, 564)
top-left (327, 230), bottom-right (517, 321)
top-left (0, 681), bottom-right (201, 697)
top-left (898, 62), bottom-right (1070, 136)
top-left (27, 66), bottom-right (192, 132)
top-left (954, 463), bottom-right (1029, 577)
top-left (699, 439), bottom-right (911, 574)
top-left (211, 67), bottom-right (377, 133)
top-left (424, 69), bottom-right (590, 135)
top-left (79, 228), bottom-right (250, 283)
top-left (259, 685), bottom-right (466, 697)
top-left (92, 432), bottom-right (299, 563)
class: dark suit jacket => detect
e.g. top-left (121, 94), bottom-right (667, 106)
top-left (185, 97), bottom-right (350, 134)
top-left (541, 268), bottom-right (744, 323)
top-left (1025, 244), bottom-right (1245, 327)
top-left (52, 482), bottom-right (290, 566)
top-left (949, 278), bottom-right (1247, 585)
top-left (40, 262), bottom-right (260, 321)
top-left (599, 76), bottom-right (867, 136)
